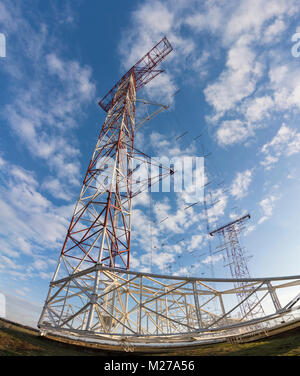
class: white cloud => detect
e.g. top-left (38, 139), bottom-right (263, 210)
top-left (149, 131), bottom-right (197, 158)
top-left (114, 0), bottom-right (300, 151)
top-left (185, 0), bottom-right (299, 46)
top-left (130, 191), bottom-right (205, 273)
top-left (244, 224), bottom-right (256, 236)
top-left (187, 234), bottom-right (203, 252)
top-left (151, 251), bottom-right (175, 272)
top-left (231, 169), bottom-right (253, 199)
top-left (217, 120), bottom-right (250, 146)
top-left (262, 18), bottom-right (286, 43)
top-left (269, 63), bottom-right (300, 113)
top-left (224, 0), bottom-right (295, 43)
top-left (0, 158), bottom-right (70, 280)
top-left (132, 192), bottom-right (150, 208)
top-left (134, 1), bottom-right (174, 35)
top-left (46, 53), bottom-right (95, 100)
top-left (173, 266), bottom-right (190, 277)
top-left (258, 194), bottom-right (280, 224)
top-left (184, 0), bottom-right (300, 145)
top-left (144, 73), bottom-right (177, 106)
top-left (261, 124), bottom-right (300, 169)
top-left (204, 36), bottom-right (263, 120)
top-left (243, 96), bottom-right (274, 123)
top-left (131, 208), bottom-right (158, 252)
top-left (41, 177), bottom-right (73, 201)
top-left (185, 3), bottom-right (223, 34)
top-left (202, 254), bottom-right (223, 265)
top-left (1, 1), bottom-right (95, 192)
top-left (199, 188), bottom-right (228, 225)
top-left (117, 0), bottom-right (200, 105)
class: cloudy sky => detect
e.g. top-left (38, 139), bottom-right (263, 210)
top-left (1, 0), bottom-right (300, 326)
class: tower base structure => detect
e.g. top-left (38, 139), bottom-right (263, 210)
top-left (38, 266), bottom-right (300, 351)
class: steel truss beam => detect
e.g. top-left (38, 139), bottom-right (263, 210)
top-left (39, 266), bottom-right (300, 345)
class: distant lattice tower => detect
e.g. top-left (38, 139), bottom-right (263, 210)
top-left (210, 214), bottom-right (265, 320)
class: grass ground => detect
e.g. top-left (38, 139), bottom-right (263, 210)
top-left (0, 318), bottom-right (300, 356)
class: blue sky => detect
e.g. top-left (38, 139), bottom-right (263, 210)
top-left (1, 0), bottom-right (300, 326)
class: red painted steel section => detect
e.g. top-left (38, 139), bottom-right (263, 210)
top-left (98, 36), bottom-right (173, 112)
top-left (58, 38), bottom-right (172, 272)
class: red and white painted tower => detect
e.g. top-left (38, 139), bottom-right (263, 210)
top-left (55, 37), bottom-right (172, 276)
top-left (39, 37), bottom-right (173, 331)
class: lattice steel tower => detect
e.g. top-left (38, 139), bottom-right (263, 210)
top-left (210, 214), bottom-right (265, 320)
top-left (38, 37), bottom-right (173, 331)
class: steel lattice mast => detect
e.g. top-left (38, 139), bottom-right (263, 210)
top-left (53, 37), bottom-right (172, 277)
top-left (210, 215), bottom-right (265, 320)
top-left (38, 37), bottom-right (173, 330)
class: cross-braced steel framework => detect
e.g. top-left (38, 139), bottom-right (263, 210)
top-left (38, 266), bottom-right (300, 348)
top-left (50, 36), bottom-right (173, 278)
top-left (210, 215), bottom-right (265, 320)
top-left (38, 37), bottom-right (300, 348)
top-left (39, 37), bottom-right (174, 332)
